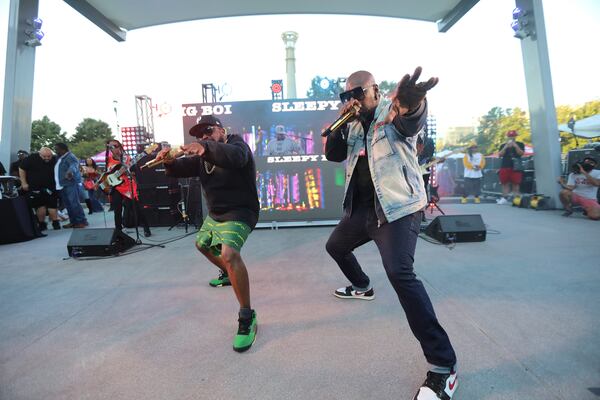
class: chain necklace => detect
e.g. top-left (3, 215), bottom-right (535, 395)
top-left (204, 161), bottom-right (215, 174)
top-left (202, 134), bottom-right (228, 175)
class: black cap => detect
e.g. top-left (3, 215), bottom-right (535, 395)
top-left (189, 115), bottom-right (223, 137)
top-left (17, 150), bottom-right (28, 155)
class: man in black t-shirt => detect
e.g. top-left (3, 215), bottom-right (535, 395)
top-left (496, 130), bottom-right (525, 204)
top-left (19, 147), bottom-right (61, 231)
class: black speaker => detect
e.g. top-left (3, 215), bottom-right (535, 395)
top-left (424, 214), bottom-right (486, 244)
top-left (67, 228), bottom-right (136, 258)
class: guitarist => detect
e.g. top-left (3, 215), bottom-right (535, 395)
top-left (104, 140), bottom-right (151, 237)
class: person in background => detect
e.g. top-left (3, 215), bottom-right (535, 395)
top-left (54, 143), bottom-right (88, 228)
top-left (557, 157), bottom-right (600, 220)
top-left (461, 142), bottom-right (485, 204)
top-left (496, 130), bottom-right (524, 204)
top-left (18, 147), bottom-right (61, 231)
top-left (81, 158), bottom-right (104, 214)
top-left (103, 140), bottom-right (151, 236)
top-left (0, 160), bottom-right (6, 175)
top-left (265, 125), bottom-right (304, 156)
top-left (10, 150), bottom-right (29, 177)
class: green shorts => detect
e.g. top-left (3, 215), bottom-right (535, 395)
top-left (196, 216), bottom-right (251, 257)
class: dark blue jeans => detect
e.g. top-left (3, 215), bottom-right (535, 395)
top-left (59, 185), bottom-right (87, 225)
top-left (326, 206), bottom-right (456, 367)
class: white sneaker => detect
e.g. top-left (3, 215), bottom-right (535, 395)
top-left (333, 286), bottom-right (375, 300)
top-left (496, 197), bottom-right (508, 205)
top-left (413, 370), bottom-right (458, 400)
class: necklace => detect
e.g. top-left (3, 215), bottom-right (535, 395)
top-left (204, 161), bottom-right (215, 174)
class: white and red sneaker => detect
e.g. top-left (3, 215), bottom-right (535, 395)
top-left (413, 369), bottom-right (458, 400)
top-left (333, 285), bottom-right (375, 300)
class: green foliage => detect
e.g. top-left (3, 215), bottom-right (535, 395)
top-left (447, 100), bottom-right (600, 156)
top-left (69, 138), bottom-right (109, 160)
top-left (68, 118), bottom-right (114, 159)
top-left (556, 100), bottom-right (600, 152)
top-left (306, 76), bottom-right (343, 99)
top-left (71, 118), bottom-right (113, 144)
top-left (30, 116), bottom-right (68, 151)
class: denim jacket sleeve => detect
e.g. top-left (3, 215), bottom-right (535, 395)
top-left (391, 99), bottom-right (428, 137)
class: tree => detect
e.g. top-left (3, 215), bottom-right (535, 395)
top-left (475, 107), bottom-right (507, 155)
top-left (69, 118), bottom-right (114, 159)
top-left (306, 76), bottom-right (343, 99)
top-left (71, 118), bottom-right (113, 144)
top-left (30, 116), bottom-right (68, 151)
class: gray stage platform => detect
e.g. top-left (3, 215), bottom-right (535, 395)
top-left (1, 203), bottom-right (598, 400)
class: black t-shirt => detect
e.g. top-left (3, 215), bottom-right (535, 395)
top-left (9, 160), bottom-right (24, 176)
top-left (352, 110), bottom-right (376, 206)
top-left (499, 141), bottom-right (525, 168)
top-left (19, 153), bottom-right (57, 190)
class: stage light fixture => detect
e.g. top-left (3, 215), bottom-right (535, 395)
top-left (511, 7), bottom-right (534, 40)
top-left (25, 17), bottom-right (44, 47)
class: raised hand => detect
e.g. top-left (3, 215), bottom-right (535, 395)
top-left (385, 66), bottom-right (438, 123)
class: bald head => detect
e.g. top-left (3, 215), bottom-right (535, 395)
top-left (345, 70), bottom-right (380, 112)
top-left (39, 147), bottom-right (53, 162)
top-left (346, 71), bottom-right (376, 90)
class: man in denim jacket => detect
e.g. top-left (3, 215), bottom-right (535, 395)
top-left (325, 68), bottom-right (457, 400)
top-left (54, 143), bottom-right (88, 228)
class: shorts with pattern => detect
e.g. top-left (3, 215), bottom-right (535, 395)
top-left (196, 216), bottom-right (251, 256)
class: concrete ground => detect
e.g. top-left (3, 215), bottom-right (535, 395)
top-left (1, 200), bottom-right (599, 400)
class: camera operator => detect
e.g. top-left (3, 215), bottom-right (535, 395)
top-left (557, 157), bottom-right (600, 220)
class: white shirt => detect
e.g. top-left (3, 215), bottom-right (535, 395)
top-left (567, 170), bottom-right (600, 200)
top-left (463, 153), bottom-right (484, 178)
top-left (54, 155), bottom-right (64, 190)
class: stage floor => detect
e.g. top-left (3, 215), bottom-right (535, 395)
top-left (1, 202), bottom-right (598, 400)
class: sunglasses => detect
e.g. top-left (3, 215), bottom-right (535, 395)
top-left (200, 125), bottom-right (218, 137)
top-left (339, 85), bottom-right (376, 103)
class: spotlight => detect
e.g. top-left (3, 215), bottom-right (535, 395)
top-left (511, 7), bottom-right (534, 40)
top-left (25, 17), bottom-right (44, 47)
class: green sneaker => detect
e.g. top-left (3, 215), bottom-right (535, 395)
top-left (209, 271), bottom-right (231, 287)
top-left (233, 310), bottom-right (257, 352)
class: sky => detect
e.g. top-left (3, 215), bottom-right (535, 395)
top-left (4, 0), bottom-right (600, 145)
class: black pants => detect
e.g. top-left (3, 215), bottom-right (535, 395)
top-left (464, 177), bottom-right (482, 197)
top-left (326, 206), bottom-right (456, 367)
top-left (110, 189), bottom-right (149, 232)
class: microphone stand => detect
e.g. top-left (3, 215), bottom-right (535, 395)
top-left (123, 158), bottom-right (163, 249)
top-left (168, 178), bottom-right (198, 233)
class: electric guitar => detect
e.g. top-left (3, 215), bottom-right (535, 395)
top-left (420, 148), bottom-right (466, 175)
top-left (97, 144), bottom-right (158, 193)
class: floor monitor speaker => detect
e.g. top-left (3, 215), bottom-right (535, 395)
top-left (424, 214), bottom-right (486, 244)
top-left (67, 228), bottom-right (136, 258)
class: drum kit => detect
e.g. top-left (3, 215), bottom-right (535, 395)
top-left (0, 176), bottom-right (21, 199)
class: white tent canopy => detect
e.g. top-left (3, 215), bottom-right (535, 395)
top-left (558, 114), bottom-right (600, 139)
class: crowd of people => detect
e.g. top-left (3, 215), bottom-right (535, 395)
top-left (1, 141), bottom-right (157, 234)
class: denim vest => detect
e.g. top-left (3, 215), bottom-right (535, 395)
top-left (343, 99), bottom-right (427, 223)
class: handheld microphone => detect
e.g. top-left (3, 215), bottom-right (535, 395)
top-left (321, 104), bottom-right (361, 137)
